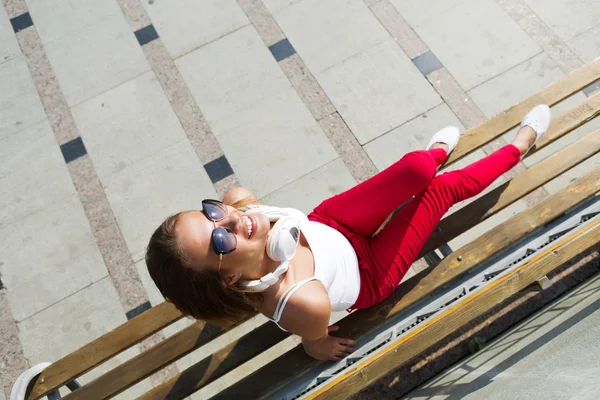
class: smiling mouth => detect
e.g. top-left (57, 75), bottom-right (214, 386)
top-left (243, 215), bottom-right (254, 239)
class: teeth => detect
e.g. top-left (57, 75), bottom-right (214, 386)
top-left (244, 216), bottom-right (252, 238)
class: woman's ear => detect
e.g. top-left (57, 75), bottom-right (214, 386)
top-left (222, 272), bottom-right (242, 288)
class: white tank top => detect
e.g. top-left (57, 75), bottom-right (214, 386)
top-left (267, 220), bottom-right (361, 331)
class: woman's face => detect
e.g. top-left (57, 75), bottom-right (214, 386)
top-left (175, 207), bottom-right (272, 283)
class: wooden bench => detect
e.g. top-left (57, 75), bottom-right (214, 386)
top-left (20, 57), bottom-right (600, 400)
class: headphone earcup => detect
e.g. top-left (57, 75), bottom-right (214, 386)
top-left (266, 217), bottom-right (301, 261)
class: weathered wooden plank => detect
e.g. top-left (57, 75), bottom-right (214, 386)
top-left (28, 301), bottom-right (183, 400)
top-left (444, 57), bottom-right (600, 166)
top-left (210, 168), bottom-right (600, 400)
top-left (137, 322), bottom-right (289, 400)
top-left (420, 125), bottom-right (600, 256)
top-left (529, 90), bottom-right (600, 155)
top-left (60, 316), bottom-right (251, 400)
top-left (308, 218), bottom-right (600, 399)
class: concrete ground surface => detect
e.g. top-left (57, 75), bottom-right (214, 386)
top-left (1, 0), bottom-right (600, 398)
top-left (407, 271), bottom-right (600, 400)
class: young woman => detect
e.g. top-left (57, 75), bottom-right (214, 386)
top-left (146, 105), bottom-right (551, 361)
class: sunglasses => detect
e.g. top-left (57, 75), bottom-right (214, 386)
top-left (202, 199), bottom-right (237, 270)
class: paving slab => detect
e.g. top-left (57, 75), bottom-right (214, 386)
top-left (71, 71), bottom-right (188, 181)
top-left (468, 53), bottom-right (564, 118)
top-left (135, 258), bottom-right (164, 307)
top-left (0, 120), bottom-right (74, 230)
top-left (523, 0), bottom-right (600, 42)
top-left (263, 0), bottom-right (303, 14)
top-left (142, 0), bottom-right (249, 59)
top-left (0, 118), bottom-right (108, 321)
top-left (0, 193), bottom-right (108, 321)
top-left (17, 276), bottom-right (121, 362)
top-left (0, 56), bottom-right (46, 140)
top-left (0, 5), bottom-right (20, 65)
top-left (406, 0), bottom-right (541, 90)
top-left (213, 88), bottom-right (338, 198)
top-left (409, 272), bottom-right (600, 400)
top-left (175, 25), bottom-right (291, 126)
top-left (389, 0), bottom-right (467, 27)
top-left (317, 38), bottom-right (442, 144)
top-left (177, 26), bottom-right (337, 198)
top-left (364, 103), bottom-right (467, 171)
top-left (104, 140), bottom-right (217, 263)
top-left (568, 25), bottom-right (600, 63)
top-left (273, 0), bottom-right (390, 73)
top-left (27, 0), bottom-right (149, 106)
top-left (260, 158), bottom-right (357, 214)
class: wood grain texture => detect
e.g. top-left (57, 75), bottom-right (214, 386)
top-left (210, 168), bottom-right (600, 400)
top-left (308, 219), bottom-right (600, 399)
top-left (28, 301), bottom-right (182, 400)
top-left (137, 322), bottom-right (289, 400)
top-left (444, 57), bottom-right (600, 167)
top-left (60, 318), bottom-right (241, 400)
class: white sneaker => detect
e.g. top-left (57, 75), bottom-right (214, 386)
top-left (519, 104), bottom-right (551, 160)
top-left (426, 126), bottom-right (461, 156)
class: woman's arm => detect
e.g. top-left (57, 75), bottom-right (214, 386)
top-left (279, 283), bottom-right (356, 361)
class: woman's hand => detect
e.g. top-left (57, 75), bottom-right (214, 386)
top-left (302, 326), bottom-right (357, 361)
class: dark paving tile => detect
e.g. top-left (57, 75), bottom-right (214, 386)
top-left (10, 12), bottom-right (33, 33)
top-left (412, 51), bottom-right (443, 76)
top-left (60, 137), bottom-right (87, 164)
top-left (269, 38), bottom-right (296, 62)
top-left (126, 301), bottom-right (152, 320)
top-left (135, 24), bottom-right (159, 46)
top-left (204, 155), bottom-right (234, 183)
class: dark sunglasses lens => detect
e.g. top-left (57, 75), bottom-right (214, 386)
top-left (212, 227), bottom-right (237, 254)
top-left (203, 200), bottom-right (227, 221)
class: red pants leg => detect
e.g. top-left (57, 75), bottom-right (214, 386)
top-left (352, 144), bottom-right (521, 309)
top-left (308, 149), bottom-right (447, 237)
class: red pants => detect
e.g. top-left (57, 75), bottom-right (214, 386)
top-left (308, 145), bottom-right (521, 310)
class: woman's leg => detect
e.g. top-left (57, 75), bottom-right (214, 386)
top-left (310, 148), bottom-right (447, 238)
top-left (366, 144), bottom-right (522, 303)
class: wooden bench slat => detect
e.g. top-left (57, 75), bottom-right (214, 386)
top-left (28, 301), bottom-right (183, 400)
top-left (211, 168), bottom-right (600, 400)
top-left (445, 57), bottom-right (600, 167)
top-left (60, 317), bottom-right (247, 400)
top-left (421, 125), bottom-right (600, 256)
top-left (530, 91), bottom-right (600, 155)
top-left (137, 322), bottom-right (289, 400)
top-left (132, 124), bottom-right (600, 400)
top-left (308, 217), bottom-right (600, 399)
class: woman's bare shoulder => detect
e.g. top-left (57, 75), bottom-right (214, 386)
top-left (276, 280), bottom-right (331, 339)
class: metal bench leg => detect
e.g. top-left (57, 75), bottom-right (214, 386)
top-left (439, 243), bottom-right (454, 257)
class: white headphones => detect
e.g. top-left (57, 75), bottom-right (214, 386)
top-left (235, 205), bottom-right (307, 292)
